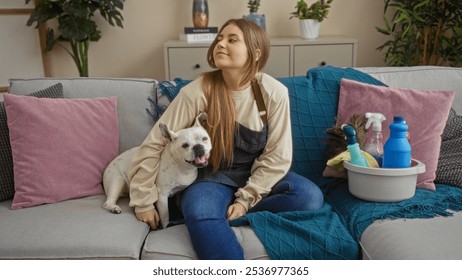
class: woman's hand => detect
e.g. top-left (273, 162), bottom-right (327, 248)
top-left (136, 208), bottom-right (160, 229)
top-left (227, 202), bottom-right (247, 221)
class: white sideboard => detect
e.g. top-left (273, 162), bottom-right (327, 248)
top-left (164, 36), bottom-right (357, 80)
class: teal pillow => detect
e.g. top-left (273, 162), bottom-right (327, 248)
top-left (278, 66), bottom-right (386, 186)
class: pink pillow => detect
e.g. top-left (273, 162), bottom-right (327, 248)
top-left (337, 78), bottom-right (454, 191)
top-left (4, 94), bottom-right (119, 209)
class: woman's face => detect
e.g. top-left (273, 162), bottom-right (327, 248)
top-left (213, 23), bottom-right (249, 71)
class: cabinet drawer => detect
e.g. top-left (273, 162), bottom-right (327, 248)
top-left (293, 44), bottom-right (354, 76)
top-left (164, 37), bottom-right (357, 79)
top-left (167, 45), bottom-right (291, 80)
top-left (166, 47), bottom-right (213, 80)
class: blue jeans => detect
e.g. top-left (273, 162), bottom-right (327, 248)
top-left (180, 171), bottom-right (324, 260)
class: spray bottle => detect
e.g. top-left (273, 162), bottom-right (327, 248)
top-left (342, 124), bottom-right (368, 167)
top-left (365, 112), bottom-right (386, 167)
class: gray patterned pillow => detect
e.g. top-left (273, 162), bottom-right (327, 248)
top-left (0, 83), bottom-right (63, 201)
top-left (146, 78), bottom-right (191, 122)
top-left (435, 108), bottom-right (462, 188)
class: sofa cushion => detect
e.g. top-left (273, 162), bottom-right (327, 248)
top-left (336, 78), bottom-right (454, 190)
top-left (279, 66), bottom-right (385, 185)
top-left (0, 83), bottom-right (63, 202)
top-left (8, 78), bottom-right (158, 153)
top-left (0, 195), bottom-right (149, 259)
top-left (360, 210), bottom-right (462, 260)
top-left (4, 94), bottom-right (119, 209)
top-left (141, 224), bottom-right (269, 260)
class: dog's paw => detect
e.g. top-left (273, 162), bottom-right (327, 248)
top-left (103, 202), bottom-right (122, 214)
top-left (110, 206), bottom-right (122, 214)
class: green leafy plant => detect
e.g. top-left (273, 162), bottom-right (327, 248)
top-left (248, 0), bottom-right (261, 13)
top-left (289, 0), bottom-right (333, 22)
top-left (25, 0), bottom-right (125, 77)
top-left (376, 0), bottom-right (462, 66)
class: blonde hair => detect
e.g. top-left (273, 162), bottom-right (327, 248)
top-left (202, 18), bottom-right (270, 172)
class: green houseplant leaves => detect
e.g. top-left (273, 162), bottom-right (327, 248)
top-left (289, 0), bottom-right (333, 22)
top-left (376, 0), bottom-right (462, 66)
top-left (25, 0), bottom-right (125, 77)
top-left (247, 0), bottom-right (261, 13)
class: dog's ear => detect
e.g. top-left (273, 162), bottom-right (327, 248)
top-left (194, 112), bottom-right (208, 128)
top-left (159, 122), bottom-right (176, 143)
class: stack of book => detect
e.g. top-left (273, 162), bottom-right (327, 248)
top-left (179, 26), bottom-right (218, 43)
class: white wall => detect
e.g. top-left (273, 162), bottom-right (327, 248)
top-left (42, 0), bottom-right (388, 80)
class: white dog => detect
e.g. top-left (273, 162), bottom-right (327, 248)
top-left (102, 113), bottom-right (211, 229)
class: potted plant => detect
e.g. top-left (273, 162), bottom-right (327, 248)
top-left (244, 0), bottom-right (266, 30)
top-left (376, 0), bottom-right (462, 66)
top-left (290, 0), bottom-right (333, 39)
top-left (25, 0), bottom-right (125, 77)
top-left (248, 0), bottom-right (261, 12)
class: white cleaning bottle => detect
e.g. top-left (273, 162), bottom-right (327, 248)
top-left (365, 112), bottom-right (386, 167)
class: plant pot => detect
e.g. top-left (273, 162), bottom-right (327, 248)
top-left (299, 19), bottom-right (320, 39)
top-left (243, 12), bottom-right (266, 31)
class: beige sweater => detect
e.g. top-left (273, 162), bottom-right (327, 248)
top-left (128, 73), bottom-right (293, 213)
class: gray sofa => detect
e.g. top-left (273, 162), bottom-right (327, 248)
top-left (1, 66), bottom-right (462, 260)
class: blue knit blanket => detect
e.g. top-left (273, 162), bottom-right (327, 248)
top-left (325, 182), bottom-right (462, 241)
top-left (229, 203), bottom-right (359, 260)
top-left (230, 184), bottom-right (462, 260)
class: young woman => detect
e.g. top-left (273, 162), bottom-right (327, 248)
top-left (128, 18), bottom-right (324, 259)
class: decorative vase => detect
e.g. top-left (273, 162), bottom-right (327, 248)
top-left (299, 19), bottom-right (320, 39)
top-left (192, 0), bottom-right (209, 28)
top-left (243, 12), bottom-right (266, 31)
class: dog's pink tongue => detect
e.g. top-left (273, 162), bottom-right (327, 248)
top-left (195, 156), bottom-right (207, 164)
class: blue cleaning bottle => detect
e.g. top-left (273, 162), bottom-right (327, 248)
top-left (342, 124), bottom-right (368, 167)
top-left (382, 115), bottom-right (412, 168)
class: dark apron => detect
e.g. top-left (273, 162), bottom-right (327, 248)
top-left (195, 79), bottom-right (268, 188)
top-left (195, 123), bottom-right (267, 188)
top-left (168, 80), bottom-right (268, 225)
